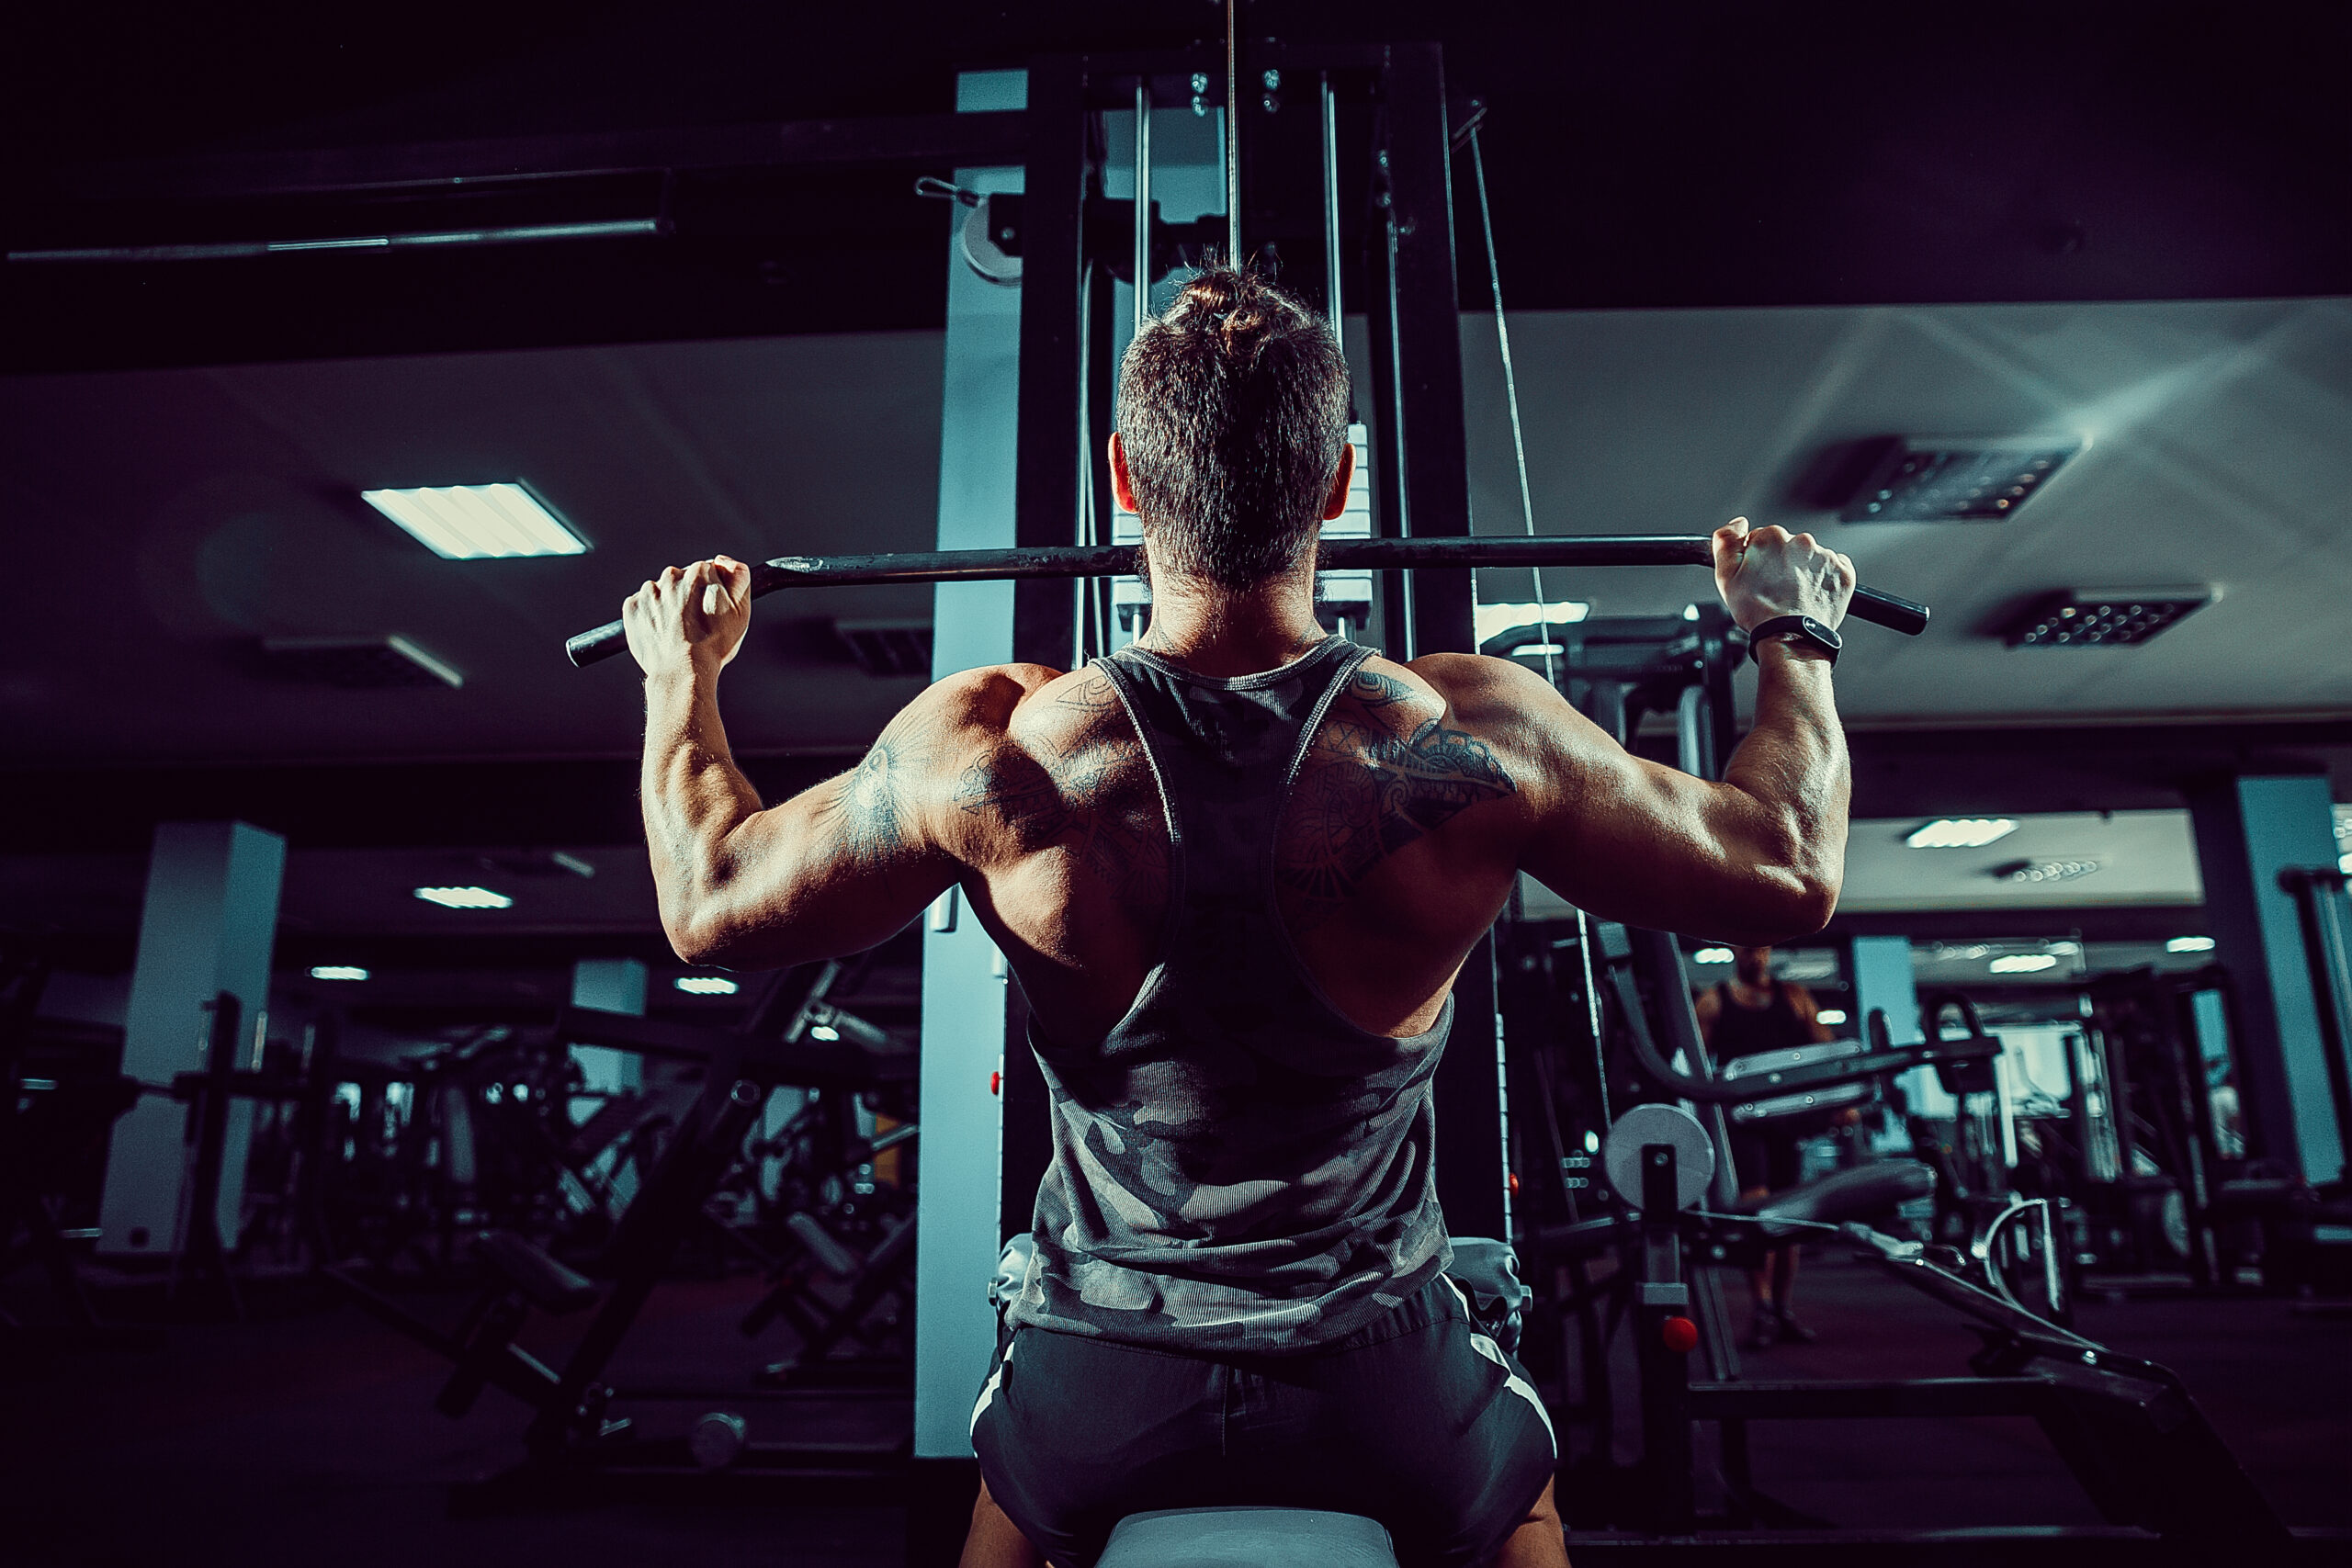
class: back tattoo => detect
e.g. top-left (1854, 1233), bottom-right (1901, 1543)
top-left (1277, 666), bottom-right (1514, 924)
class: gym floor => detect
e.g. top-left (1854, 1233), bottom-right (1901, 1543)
top-left (6, 1248), bottom-right (2345, 1567)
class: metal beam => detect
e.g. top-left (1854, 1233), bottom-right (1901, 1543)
top-left (61, 113), bottom-right (1031, 201)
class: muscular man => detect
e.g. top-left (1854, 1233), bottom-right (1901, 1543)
top-left (1696, 944), bottom-right (1836, 1347)
top-left (624, 269), bottom-right (1854, 1568)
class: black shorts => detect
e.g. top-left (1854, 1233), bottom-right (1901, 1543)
top-left (971, 1275), bottom-right (1556, 1568)
top-left (1730, 1127), bottom-right (1804, 1194)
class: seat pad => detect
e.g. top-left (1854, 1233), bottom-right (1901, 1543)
top-left (1095, 1508), bottom-right (1400, 1568)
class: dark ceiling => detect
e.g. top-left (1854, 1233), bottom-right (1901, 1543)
top-left (6, 2), bottom-right (2348, 369)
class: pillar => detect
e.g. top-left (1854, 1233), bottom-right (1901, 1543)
top-left (2188, 774), bottom-right (2346, 1186)
top-left (1851, 933), bottom-right (1951, 1123)
top-left (99, 821), bottom-right (284, 1257)
top-left (570, 956), bottom-right (649, 1109)
top-left (911, 68), bottom-right (1025, 1488)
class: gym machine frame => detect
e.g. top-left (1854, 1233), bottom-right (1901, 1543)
top-left (1516, 916), bottom-right (2299, 1559)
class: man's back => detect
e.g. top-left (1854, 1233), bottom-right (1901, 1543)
top-left (944, 642), bottom-right (1525, 1048)
top-left (962, 636), bottom-right (1475, 1348)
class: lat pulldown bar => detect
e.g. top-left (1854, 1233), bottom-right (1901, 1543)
top-left (562, 534), bottom-right (1930, 667)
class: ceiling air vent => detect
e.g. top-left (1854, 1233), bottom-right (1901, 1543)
top-left (259, 636), bottom-right (462, 689)
top-left (831, 620), bottom-right (932, 678)
top-left (1838, 438), bottom-right (2078, 523)
top-left (2005, 588), bottom-right (2212, 649)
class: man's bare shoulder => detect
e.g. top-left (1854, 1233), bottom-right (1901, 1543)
top-left (1396, 650), bottom-right (1567, 726)
top-left (913, 661), bottom-right (1068, 738)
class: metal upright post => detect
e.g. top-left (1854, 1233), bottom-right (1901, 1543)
top-left (1013, 56), bottom-right (1090, 676)
top-left (1320, 73), bottom-right (1343, 325)
top-left (1372, 41), bottom-right (1510, 1242)
top-left (1133, 78), bottom-right (1153, 334)
top-left (1637, 1143), bottom-right (1695, 1534)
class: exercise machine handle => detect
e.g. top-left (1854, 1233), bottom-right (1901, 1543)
top-left (562, 536), bottom-right (1932, 668)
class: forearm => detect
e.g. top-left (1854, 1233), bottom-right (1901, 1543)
top-left (640, 668), bottom-right (765, 955)
top-left (1716, 643), bottom-right (1849, 924)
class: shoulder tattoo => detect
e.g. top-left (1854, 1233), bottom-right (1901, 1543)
top-left (821, 708), bottom-right (941, 867)
top-left (1278, 668), bottom-right (1514, 921)
top-left (953, 672), bottom-right (1166, 899)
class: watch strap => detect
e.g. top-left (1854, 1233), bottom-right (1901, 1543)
top-left (1746, 615), bottom-right (1841, 666)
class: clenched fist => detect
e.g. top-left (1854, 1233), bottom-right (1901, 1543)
top-left (1711, 519), bottom-right (1856, 635)
top-left (622, 556), bottom-right (753, 682)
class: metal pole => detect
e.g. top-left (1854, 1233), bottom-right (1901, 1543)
top-left (1320, 72), bottom-right (1342, 322)
top-left (1134, 79), bottom-right (1153, 336)
top-left (1225, 0), bottom-right (1241, 261)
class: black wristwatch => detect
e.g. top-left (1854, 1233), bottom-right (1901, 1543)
top-left (1745, 615), bottom-right (1841, 666)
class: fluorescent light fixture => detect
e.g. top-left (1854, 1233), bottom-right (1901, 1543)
top-left (1475, 601), bottom-right (1591, 647)
top-left (1693, 947), bottom-right (1735, 964)
top-left (413, 885), bottom-right (514, 909)
top-left (1990, 953), bottom-right (2060, 974)
top-left (1906, 818), bottom-right (2018, 849)
top-left (1816, 1008), bottom-right (1849, 1026)
top-left (1993, 857), bottom-right (2100, 885)
top-left (362, 482), bottom-right (588, 559)
top-left (809, 1023), bottom-right (842, 1042)
top-left (674, 976), bottom-right (740, 996)
top-left (2166, 936), bottom-right (2216, 953)
top-left (309, 964), bottom-right (369, 981)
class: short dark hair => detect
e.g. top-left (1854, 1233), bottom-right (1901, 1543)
top-left (1114, 267), bottom-right (1351, 588)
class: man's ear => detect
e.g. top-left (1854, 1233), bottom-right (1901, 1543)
top-left (1109, 432), bottom-right (1141, 515)
top-left (1319, 441), bottom-right (1356, 522)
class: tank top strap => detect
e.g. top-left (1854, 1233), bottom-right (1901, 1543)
top-left (1095, 637), bottom-right (1371, 939)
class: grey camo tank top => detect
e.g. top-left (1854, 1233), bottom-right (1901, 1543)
top-left (1002, 636), bottom-right (1455, 1355)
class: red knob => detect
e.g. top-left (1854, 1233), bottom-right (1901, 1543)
top-left (989, 1071), bottom-right (1001, 1096)
top-left (1661, 1315), bottom-right (1699, 1354)
top-left (1508, 1172), bottom-right (1521, 1196)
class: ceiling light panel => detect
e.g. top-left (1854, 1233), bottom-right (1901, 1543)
top-left (2007, 587), bottom-right (2212, 649)
top-left (309, 964), bottom-right (369, 981)
top-left (363, 482), bottom-right (588, 559)
top-left (1989, 953), bottom-right (2061, 974)
top-left (1840, 439), bottom-right (2077, 523)
top-left (1905, 818), bottom-right (2018, 849)
top-left (1992, 857), bottom-right (2101, 884)
top-left (2166, 936), bottom-right (2215, 953)
top-left (413, 885), bottom-right (514, 909)
top-left (674, 976), bottom-right (740, 995)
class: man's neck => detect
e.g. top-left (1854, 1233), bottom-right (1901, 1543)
top-left (1134, 552), bottom-right (1329, 678)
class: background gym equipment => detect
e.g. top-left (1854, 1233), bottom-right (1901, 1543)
top-left (319, 961), bottom-right (924, 1508)
top-left (1517, 933), bottom-right (2291, 1560)
top-left (563, 536), bottom-right (1930, 668)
